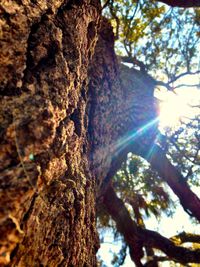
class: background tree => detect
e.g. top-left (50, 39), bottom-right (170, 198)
top-left (0, 0), bottom-right (200, 267)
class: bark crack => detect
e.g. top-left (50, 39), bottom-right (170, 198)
top-left (21, 192), bottom-right (37, 225)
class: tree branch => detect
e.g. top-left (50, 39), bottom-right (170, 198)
top-left (102, 185), bottom-right (144, 267)
top-left (138, 144), bottom-right (200, 222)
top-left (119, 58), bottom-right (200, 91)
top-left (170, 231), bottom-right (200, 245)
top-left (167, 69), bottom-right (200, 85)
top-left (102, 185), bottom-right (200, 265)
top-left (102, 139), bottom-right (200, 222)
top-left (120, 56), bottom-right (147, 73)
top-left (156, 0), bottom-right (200, 8)
top-left (173, 83), bottom-right (200, 89)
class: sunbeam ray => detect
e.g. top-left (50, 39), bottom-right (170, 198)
top-left (114, 117), bottom-right (160, 155)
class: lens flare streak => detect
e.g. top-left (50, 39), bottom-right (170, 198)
top-left (115, 117), bottom-right (159, 155)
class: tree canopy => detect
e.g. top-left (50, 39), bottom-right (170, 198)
top-left (97, 1), bottom-right (200, 266)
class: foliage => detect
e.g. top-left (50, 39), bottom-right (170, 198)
top-left (113, 154), bottom-right (173, 219)
top-left (160, 112), bottom-right (200, 186)
top-left (97, 154), bottom-right (175, 265)
top-left (103, 0), bottom-right (200, 83)
top-left (111, 242), bottom-right (127, 266)
top-left (98, 0), bottom-right (200, 266)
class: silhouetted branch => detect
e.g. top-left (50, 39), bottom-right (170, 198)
top-left (168, 70), bottom-right (200, 84)
top-left (136, 144), bottom-right (200, 222)
top-left (102, 140), bottom-right (200, 222)
top-left (120, 56), bottom-right (147, 73)
top-left (173, 83), bottom-right (199, 89)
top-left (103, 185), bottom-right (200, 265)
top-left (170, 231), bottom-right (200, 245)
top-left (120, 58), bottom-right (200, 91)
top-left (156, 0), bottom-right (200, 7)
top-left (102, 185), bottom-right (144, 267)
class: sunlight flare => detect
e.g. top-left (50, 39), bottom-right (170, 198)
top-left (159, 93), bottom-right (189, 127)
top-left (115, 117), bottom-right (159, 153)
top-left (157, 88), bottom-right (200, 129)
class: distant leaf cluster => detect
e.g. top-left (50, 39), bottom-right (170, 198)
top-left (161, 113), bottom-right (200, 186)
top-left (113, 154), bottom-right (173, 219)
top-left (103, 0), bottom-right (200, 81)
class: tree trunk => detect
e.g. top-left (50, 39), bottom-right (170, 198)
top-left (0, 5), bottom-right (157, 263)
top-left (0, 0), bottom-right (101, 265)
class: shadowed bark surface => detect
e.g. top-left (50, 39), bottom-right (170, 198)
top-left (89, 18), bottom-right (158, 190)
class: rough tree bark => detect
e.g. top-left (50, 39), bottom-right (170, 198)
top-left (0, 0), bottom-right (101, 265)
top-left (1, 0), bottom-right (200, 266)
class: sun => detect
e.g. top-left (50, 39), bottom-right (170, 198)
top-left (159, 92), bottom-right (188, 128)
top-left (156, 88), bottom-right (200, 129)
